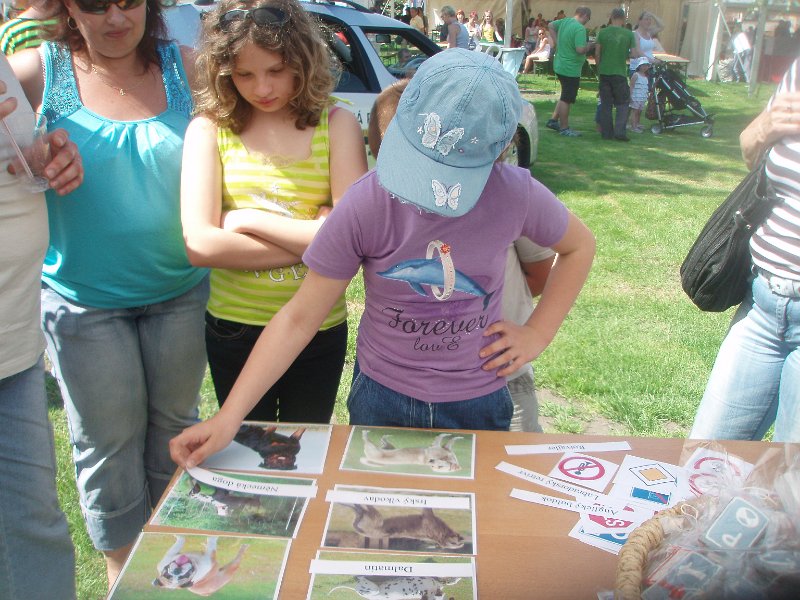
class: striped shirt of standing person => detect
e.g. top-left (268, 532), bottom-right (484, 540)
top-left (751, 57), bottom-right (800, 282)
top-left (0, 17), bottom-right (56, 55)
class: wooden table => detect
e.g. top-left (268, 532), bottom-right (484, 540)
top-left (209, 427), bottom-right (771, 599)
top-left (653, 53), bottom-right (691, 78)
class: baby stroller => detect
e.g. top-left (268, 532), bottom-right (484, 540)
top-left (646, 63), bottom-right (714, 138)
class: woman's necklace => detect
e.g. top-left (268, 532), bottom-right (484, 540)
top-left (89, 62), bottom-right (151, 96)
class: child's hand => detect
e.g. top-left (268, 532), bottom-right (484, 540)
top-left (479, 320), bottom-right (550, 377)
top-left (169, 412), bottom-right (242, 469)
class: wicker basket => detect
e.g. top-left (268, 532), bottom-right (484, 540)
top-left (615, 500), bottom-right (709, 600)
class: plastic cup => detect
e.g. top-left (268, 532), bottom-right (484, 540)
top-left (1, 111), bottom-right (51, 193)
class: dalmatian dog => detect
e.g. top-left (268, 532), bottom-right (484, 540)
top-left (152, 535), bottom-right (248, 596)
top-left (328, 575), bottom-right (460, 599)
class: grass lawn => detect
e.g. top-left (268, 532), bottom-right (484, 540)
top-left (47, 74), bottom-right (772, 599)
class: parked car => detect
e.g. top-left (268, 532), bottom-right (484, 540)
top-left (164, 0), bottom-right (537, 167)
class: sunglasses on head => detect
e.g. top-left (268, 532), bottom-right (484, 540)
top-left (219, 6), bottom-right (289, 29)
top-left (73, 0), bottom-right (146, 15)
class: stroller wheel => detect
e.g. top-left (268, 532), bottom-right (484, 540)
top-left (701, 125), bottom-right (714, 138)
top-left (651, 123), bottom-right (663, 135)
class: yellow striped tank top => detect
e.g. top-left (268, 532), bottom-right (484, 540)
top-left (207, 106), bottom-right (347, 328)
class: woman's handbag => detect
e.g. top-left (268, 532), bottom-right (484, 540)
top-left (680, 157), bottom-right (782, 312)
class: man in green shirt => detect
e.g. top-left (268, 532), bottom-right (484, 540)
top-left (595, 7), bottom-right (639, 141)
top-left (546, 6), bottom-right (593, 137)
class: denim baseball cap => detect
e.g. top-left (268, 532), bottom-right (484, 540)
top-left (376, 48), bottom-right (524, 217)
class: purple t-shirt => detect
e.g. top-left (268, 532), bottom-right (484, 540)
top-left (303, 163), bottom-right (569, 402)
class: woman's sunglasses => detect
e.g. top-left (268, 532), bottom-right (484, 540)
top-left (219, 6), bottom-right (289, 29)
top-left (74, 0), bottom-right (147, 15)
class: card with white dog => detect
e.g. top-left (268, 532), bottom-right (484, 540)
top-left (340, 426), bottom-right (476, 479)
top-left (149, 468), bottom-right (316, 538)
top-left (307, 550), bottom-right (476, 599)
top-left (322, 485), bottom-right (477, 555)
top-left (108, 532), bottom-right (290, 599)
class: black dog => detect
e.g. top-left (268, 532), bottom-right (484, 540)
top-left (234, 425), bottom-right (305, 470)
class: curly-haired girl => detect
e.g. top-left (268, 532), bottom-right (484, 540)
top-left (181, 0), bottom-right (367, 424)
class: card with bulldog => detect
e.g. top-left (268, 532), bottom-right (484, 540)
top-left (201, 421), bottom-right (333, 475)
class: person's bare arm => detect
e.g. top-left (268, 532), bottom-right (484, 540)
top-left (1, 72), bottom-right (82, 195)
top-left (521, 256), bottom-right (555, 297)
top-left (169, 271), bottom-right (351, 468)
top-left (447, 22), bottom-right (460, 48)
top-left (8, 48), bottom-right (44, 111)
top-left (740, 92), bottom-right (800, 168)
top-left (479, 213), bottom-right (595, 377)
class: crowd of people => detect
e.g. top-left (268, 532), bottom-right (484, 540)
top-left (1, 1), bottom-right (798, 598)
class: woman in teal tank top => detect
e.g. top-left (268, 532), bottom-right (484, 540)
top-left (181, 0), bottom-right (366, 424)
top-left (10, 0), bottom-right (208, 588)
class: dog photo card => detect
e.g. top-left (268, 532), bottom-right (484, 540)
top-left (150, 467), bottom-right (316, 538)
top-left (340, 426), bottom-right (476, 479)
top-left (322, 485), bottom-right (477, 555)
top-left (307, 550), bottom-right (477, 600)
top-left (108, 532), bottom-right (290, 599)
top-left (201, 421), bottom-right (332, 475)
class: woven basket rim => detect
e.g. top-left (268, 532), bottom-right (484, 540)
top-left (614, 501), bottom-right (700, 600)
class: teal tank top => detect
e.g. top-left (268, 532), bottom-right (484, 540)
top-left (40, 41), bottom-right (206, 308)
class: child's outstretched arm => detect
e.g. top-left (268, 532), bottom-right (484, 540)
top-left (169, 271), bottom-right (350, 468)
top-left (480, 212), bottom-right (595, 377)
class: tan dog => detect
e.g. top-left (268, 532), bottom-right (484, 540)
top-left (152, 535), bottom-right (248, 596)
top-left (360, 430), bottom-right (463, 472)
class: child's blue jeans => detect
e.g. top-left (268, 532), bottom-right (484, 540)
top-left (347, 361), bottom-right (513, 431)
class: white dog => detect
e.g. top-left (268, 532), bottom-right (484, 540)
top-left (152, 535), bottom-right (248, 596)
top-left (360, 430), bottom-right (462, 472)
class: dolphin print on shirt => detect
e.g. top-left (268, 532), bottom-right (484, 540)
top-left (378, 251), bottom-right (493, 309)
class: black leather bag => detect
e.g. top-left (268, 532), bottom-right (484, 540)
top-left (680, 158), bottom-right (782, 312)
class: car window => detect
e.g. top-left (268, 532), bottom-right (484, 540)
top-left (320, 23), bottom-right (372, 94)
top-left (363, 29), bottom-right (433, 79)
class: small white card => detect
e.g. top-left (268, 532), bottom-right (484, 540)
top-left (506, 441), bottom-right (631, 455)
top-left (495, 461), bottom-right (601, 501)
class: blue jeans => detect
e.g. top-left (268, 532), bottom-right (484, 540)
top-left (0, 358), bottom-right (75, 599)
top-left (206, 315), bottom-right (347, 423)
top-left (690, 274), bottom-right (800, 442)
top-left (41, 279), bottom-right (209, 551)
top-left (347, 361), bottom-right (513, 431)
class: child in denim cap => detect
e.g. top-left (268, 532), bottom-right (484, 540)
top-left (170, 49), bottom-right (595, 468)
top-left (368, 78), bottom-right (555, 433)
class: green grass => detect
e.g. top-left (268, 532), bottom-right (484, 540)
top-left (48, 76), bottom-right (773, 598)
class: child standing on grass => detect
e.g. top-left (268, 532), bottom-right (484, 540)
top-left (170, 48), bottom-right (595, 468)
top-left (180, 0), bottom-right (367, 424)
top-left (628, 56), bottom-right (651, 133)
top-left (367, 79), bottom-right (555, 433)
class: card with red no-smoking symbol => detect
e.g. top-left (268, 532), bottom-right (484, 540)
top-left (547, 452), bottom-right (619, 493)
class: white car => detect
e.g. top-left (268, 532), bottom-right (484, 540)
top-left (165, 0), bottom-right (538, 167)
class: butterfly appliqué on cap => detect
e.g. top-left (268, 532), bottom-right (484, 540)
top-left (421, 113), bottom-right (465, 156)
top-left (432, 180), bottom-right (461, 211)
